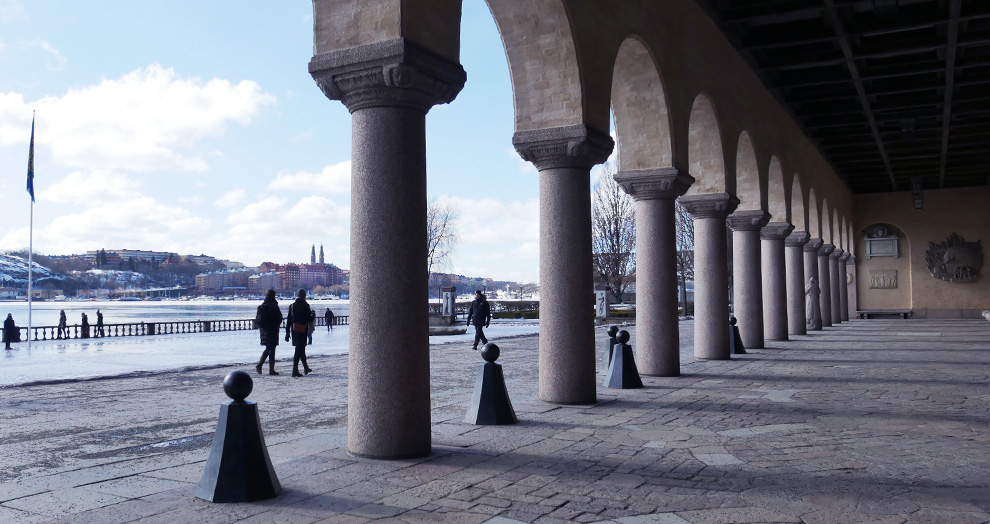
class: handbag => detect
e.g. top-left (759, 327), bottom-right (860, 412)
top-left (292, 323), bottom-right (308, 333)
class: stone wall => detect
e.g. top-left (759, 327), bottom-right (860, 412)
top-left (854, 186), bottom-right (990, 318)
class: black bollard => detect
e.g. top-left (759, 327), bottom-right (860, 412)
top-left (729, 316), bottom-right (746, 355)
top-left (464, 343), bottom-right (517, 425)
top-left (603, 330), bottom-right (643, 389)
top-left (196, 370), bottom-right (281, 502)
top-left (603, 325), bottom-right (619, 372)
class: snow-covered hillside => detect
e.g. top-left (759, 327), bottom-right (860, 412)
top-left (0, 254), bottom-right (62, 285)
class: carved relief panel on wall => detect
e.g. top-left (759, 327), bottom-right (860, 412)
top-left (925, 233), bottom-right (984, 283)
top-left (869, 270), bottom-right (898, 289)
top-left (864, 224), bottom-right (900, 259)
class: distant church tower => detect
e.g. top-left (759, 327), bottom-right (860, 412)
top-left (311, 244), bottom-right (316, 265)
top-left (319, 244), bottom-right (325, 264)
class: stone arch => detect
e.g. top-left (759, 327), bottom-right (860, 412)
top-left (610, 36), bottom-right (672, 170)
top-left (734, 131), bottom-right (761, 210)
top-left (791, 174), bottom-right (807, 233)
top-left (847, 220), bottom-right (855, 256)
top-left (684, 94), bottom-right (726, 195)
top-left (487, 0), bottom-right (586, 132)
top-left (808, 187), bottom-right (820, 239)
top-left (767, 157), bottom-right (786, 222)
top-left (821, 199), bottom-right (832, 244)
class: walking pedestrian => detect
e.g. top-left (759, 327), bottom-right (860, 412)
top-left (81, 313), bottom-right (90, 339)
top-left (3, 313), bottom-right (15, 350)
top-left (57, 310), bottom-right (68, 339)
top-left (255, 289), bottom-right (284, 375)
top-left (96, 309), bottom-right (105, 337)
top-left (285, 289), bottom-right (313, 377)
top-left (324, 307), bottom-right (335, 332)
top-left (307, 309), bottom-right (316, 345)
top-left (466, 290), bottom-right (492, 350)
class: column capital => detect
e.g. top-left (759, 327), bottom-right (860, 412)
top-left (760, 221), bottom-right (794, 240)
top-left (309, 38), bottom-right (466, 113)
top-left (613, 168), bottom-right (695, 200)
top-left (679, 193), bottom-right (740, 219)
top-left (803, 238), bottom-right (824, 252)
top-left (840, 252), bottom-right (852, 262)
top-left (512, 124), bottom-right (614, 170)
top-left (785, 230), bottom-right (810, 247)
top-left (727, 210), bottom-right (771, 232)
top-left (829, 248), bottom-right (844, 260)
top-left (819, 243), bottom-right (835, 256)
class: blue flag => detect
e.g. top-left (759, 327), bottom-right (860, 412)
top-left (27, 114), bottom-right (35, 202)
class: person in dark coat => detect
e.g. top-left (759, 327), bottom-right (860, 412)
top-left (57, 310), bottom-right (68, 339)
top-left (324, 307), bottom-right (335, 332)
top-left (81, 313), bottom-right (90, 339)
top-left (466, 290), bottom-right (492, 350)
top-left (255, 289), bottom-right (284, 375)
top-left (3, 314), bottom-right (15, 350)
top-left (285, 289), bottom-right (313, 377)
top-left (96, 310), bottom-right (104, 337)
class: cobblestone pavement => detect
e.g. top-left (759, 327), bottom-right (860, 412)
top-left (1, 319), bottom-right (988, 523)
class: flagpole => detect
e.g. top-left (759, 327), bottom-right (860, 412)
top-left (27, 110), bottom-right (35, 350)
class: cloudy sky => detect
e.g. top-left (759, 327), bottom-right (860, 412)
top-left (0, 1), bottom-right (615, 283)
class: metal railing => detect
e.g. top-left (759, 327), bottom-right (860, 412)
top-left (2, 315), bottom-right (349, 343)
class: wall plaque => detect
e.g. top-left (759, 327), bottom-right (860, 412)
top-left (925, 233), bottom-right (984, 283)
top-left (864, 224), bottom-right (899, 259)
top-left (869, 270), bottom-right (898, 289)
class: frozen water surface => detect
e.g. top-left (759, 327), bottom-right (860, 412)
top-left (0, 301), bottom-right (539, 386)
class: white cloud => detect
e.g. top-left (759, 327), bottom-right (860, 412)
top-left (214, 188), bottom-right (246, 208)
top-left (268, 161), bottom-right (350, 193)
top-left (0, 0), bottom-right (27, 23)
top-left (23, 39), bottom-right (66, 70)
top-left (178, 195), bottom-right (202, 205)
top-left (0, 64), bottom-right (277, 172)
top-left (38, 170), bottom-right (141, 204)
top-left (442, 196), bottom-right (539, 247)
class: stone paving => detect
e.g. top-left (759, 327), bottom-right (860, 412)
top-left (1, 319), bottom-right (988, 523)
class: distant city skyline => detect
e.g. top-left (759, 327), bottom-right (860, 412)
top-left (0, 2), bottom-right (614, 283)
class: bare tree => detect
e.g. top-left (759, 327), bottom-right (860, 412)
top-left (426, 197), bottom-right (459, 281)
top-left (591, 163), bottom-right (636, 303)
top-left (674, 201), bottom-right (694, 316)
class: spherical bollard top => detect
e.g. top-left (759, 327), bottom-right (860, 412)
top-left (607, 325), bottom-right (619, 337)
top-left (729, 316), bottom-right (738, 326)
top-left (223, 370), bottom-right (253, 402)
top-left (481, 342), bottom-right (500, 363)
top-left (617, 330), bottom-right (630, 344)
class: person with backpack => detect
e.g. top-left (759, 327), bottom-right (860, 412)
top-left (285, 289), bottom-right (313, 377)
top-left (466, 290), bottom-right (492, 350)
top-left (255, 289), bottom-right (284, 375)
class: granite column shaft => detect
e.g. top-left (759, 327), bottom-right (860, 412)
top-left (761, 222), bottom-right (794, 341)
top-left (829, 249), bottom-right (843, 324)
top-left (804, 239), bottom-right (823, 331)
top-left (785, 232), bottom-right (809, 335)
top-left (818, 244), bottom-right (835, 327)
top-left (728, 211), bottom-right (771, 349)
top-left (614, 169), bottom-right (694, 376)
top-left (839, 253), bottom-right (851, 321)
top-left (680, 194), bottom-right (739, 360)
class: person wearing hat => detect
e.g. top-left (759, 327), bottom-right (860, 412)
top-left (3, 313), bottom-right (16, 349)
top-left (466, 290), bottom-right (492, 350)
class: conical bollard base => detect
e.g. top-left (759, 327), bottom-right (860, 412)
top-left (465, 362), bottom-right (518, 425)
top-left (604, 340), bottom-right (643, 389)
top-left (196, 400), bottom-right (281, 502)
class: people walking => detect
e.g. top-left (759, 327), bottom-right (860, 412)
top-left (57, 310), bottom-right (68, 339)
top-left (307, 309), bottom-right (316, 345)
top-left (81, 313), bottom-right (90, 339)
top-left (466, 290), bottom-right (492, 350)
top-left (255, 289), bottom-right (284, 375)
top-left (285, 289), bottom-right (313, 377)
top-left (3, 314), bottom-right (15, 350)
top-left (324, 307), bottom-right (335, 331)
top-left (96, 310), bottom-right (105, 337)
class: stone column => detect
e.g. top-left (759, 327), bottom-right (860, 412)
top-left (785, 231), bottom-right (809, 335)
top-left (829, 249), bottom-right (843, 324)
top-left (679, 194), bottom-right (740, 360)
top-left (727, 210), bottom-right (771, 349)
top-left (845, 255), bottom-right (857, 319)
top-left (761, 222), bottom-right (794, 341)
top-left (310, 39), bottom-right (466, 459)
top-left (613, 169), bottom-right (694, 376)
top-left (514, 125), bottom-right (613, 403)
top-left (839, 252), bottom-right (851, 321)
top-left (818, 244), bottom-right (835, 327)
top-left (804, 238), bottom-right (823, 331)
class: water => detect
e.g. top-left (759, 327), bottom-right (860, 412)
top-left (0, 300), bottom-right (540, 387)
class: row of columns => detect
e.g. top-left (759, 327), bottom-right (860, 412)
top-left (311, 40), bottom-right (856, 459)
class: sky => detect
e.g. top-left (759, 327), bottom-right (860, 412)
top-left (0, 1), bottom-right (615, 283)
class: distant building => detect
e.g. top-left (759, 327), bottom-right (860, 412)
top-left (257, 244), bottom-right (343, 290)
top-left (0, 288), bottom-right (18, 300)
top-left (84, 249), bottom-right (178, 266)
top-left (195, 268), bottom-right (253, 294)
top-left (184, 254), bottom-right (219, 266)
top-left (248, 272), bottom-right (282, 293)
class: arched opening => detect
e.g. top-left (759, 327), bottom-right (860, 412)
top-left (821, 199), bottom-right (832, 245)
top-left (791, 174), bottom-right (807, 234)
top-left (685, 94), bottom-right (726, 195)
top-left (734, 131), bottom-right (761, 210)
top-left (807, 188), bottom-right (820, 240)
top-left (767, 157), bottom-right (786, 223)
top-left (611, 37), bottom-right (673, 170)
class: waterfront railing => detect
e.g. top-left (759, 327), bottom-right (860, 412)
top-left (2, 316), bottom-right (349, 343)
